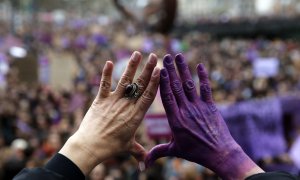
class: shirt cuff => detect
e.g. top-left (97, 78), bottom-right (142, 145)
top-left (45, 153), bottom-right (85, 180)
top-left (246, 171), bottom-right (298, 180)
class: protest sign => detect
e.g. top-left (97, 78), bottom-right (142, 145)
top-left (220, 97), bottom-right (286, 161)
top-left (48, 51), bottom-right (78, 90)
top-left (253, 57), bottom-right (279, 78)
top-left (145, 114), bottom-right (171, 140)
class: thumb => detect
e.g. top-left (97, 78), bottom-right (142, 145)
top-left (145, 143), bottom-right (172, 168)
top-left (130, 141), bottom-right (147, 171)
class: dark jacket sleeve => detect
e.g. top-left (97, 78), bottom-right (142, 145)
top-left (13, 153), bottom-right (85, 180)
top-left (246, 171), bottom-right (299, 180)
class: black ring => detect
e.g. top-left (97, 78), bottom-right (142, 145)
top-left (124, 83), bottom-right (140, 98)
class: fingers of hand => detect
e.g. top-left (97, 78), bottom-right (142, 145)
top-left (130, 141), bottom-right (147, 164)
top-left (163, 55), bottom-right (187, 105)
top-left (145, 143), bottom-right (172, 168)
top-left (136, 66), bottom-right (160, 113)
top-left (98, 61), bottom-right (114, 98)
top-left (160, 69), bottom-right (178, 113)
top-left (115, 51), bottom-right (142, 96)
top-left (197, 63), bottom-right (213, 104)
top-left (174, 54), bottom-right (198, 102)
top-left (135, 53), bottom-right (158, 97)
top-left (160, 69), bottom-right (183, 129)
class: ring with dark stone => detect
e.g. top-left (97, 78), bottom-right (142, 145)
top-left (124, 83), bottom-right (140, 99)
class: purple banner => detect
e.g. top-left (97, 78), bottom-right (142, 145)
top-left (220, 97), bottom-right (287, 161)
top-left (145, 114), bottom-right (171, 140)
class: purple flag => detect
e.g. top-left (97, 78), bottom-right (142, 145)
top-left (220, 97), bottom-right (286, 161)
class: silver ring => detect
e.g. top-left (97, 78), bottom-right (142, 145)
top-left (124, 83), bottom-right (140, 99)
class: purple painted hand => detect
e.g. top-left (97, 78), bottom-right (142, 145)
top-left (145, 54), bottom-right (262, 180)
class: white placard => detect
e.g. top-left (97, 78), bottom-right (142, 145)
top-left (145, 114), bottom-right (171, 139)
top-left (253, 57), bottom-right (279, 77)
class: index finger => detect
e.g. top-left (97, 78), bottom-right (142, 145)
top-left (163, 55), bottom-right (188, 106)
top-left (160, 68), bottom-right (178, 115)
top-left (160, 69), bottom-right (182, 129)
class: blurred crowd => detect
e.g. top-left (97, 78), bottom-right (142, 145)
top-left (0, 16), bottom-right (300, 180)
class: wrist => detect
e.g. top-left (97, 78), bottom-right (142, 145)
top-left (213, 146), bottom-right (264, 180)
top-left (59, 133), bottom-right (110, 175)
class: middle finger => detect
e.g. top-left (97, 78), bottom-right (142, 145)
top-left (114, 51), bottom-right (142, 97)
top-left (134, 53), bottom-right (158, 99)
top-left (163, 54), bottom-right (187, 106)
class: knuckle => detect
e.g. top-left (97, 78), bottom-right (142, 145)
top-left (183, 80), bottom-right (195, 92)
top-left (129, 60), bottom-right (137, 68)
top-left (199, 73), bottom-right (209, 83)
top-left (119, 75), bottom-right (131, 88)
top-left (200, 84), bottom-right (212, 98)
top-left (145, 63), bottom-right (154, 71)
top-left (150, 75), bottom-right (159, 83)
top-left (208, 103), bottom-right (217, 112)
top-left (142, 90), bottom-right (155, 101)
top-left (171, 80), bottom-right (183, 95)
top-left (100, 79), bottom-right (111, 91)
top-left (180, 64), bottom-right (188, 73)
top-left (138, 91), bottom-right (155, 111)
top-left (136, 78), bottom-right (146, 92)
top-left (165, 64), bottom-right (176, 71)
top-left (161, 93), bottom-right (175, 105)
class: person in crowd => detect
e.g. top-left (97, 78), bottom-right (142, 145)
top-left (13, 52), bottom-right (299, 180)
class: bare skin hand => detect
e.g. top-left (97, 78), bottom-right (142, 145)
top-left (59, 51), bottom-right (160, 175)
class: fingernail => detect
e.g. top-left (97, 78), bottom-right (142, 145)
top-left (139, 162), bottom-right (145, 172)
top-left (163, 54), bottom-right (173, 65)
top-left (132, 51), bottom-right (140, 62)
top-left (197, 63), bottom-right (205, 71)
top-left (152, 67), bottom-right (160, 77)
top-left (149, 53), bottom-right (157, 64)
top-left (175, 53), bottom-right (184, 64)
top-left (161, 68), bottom-right (168, 78)
top-left (103, 61), bottom-right (113, 71)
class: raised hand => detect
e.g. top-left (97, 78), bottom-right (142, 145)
top-left (145, 54), bottom-right (263, 180)
top-left (59, 51), bottom-right (160, 175)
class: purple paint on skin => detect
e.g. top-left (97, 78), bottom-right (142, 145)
top-left (175, 54), bottom-right (198, 102)
top-left (146, 54), bottom-right (257, 180)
